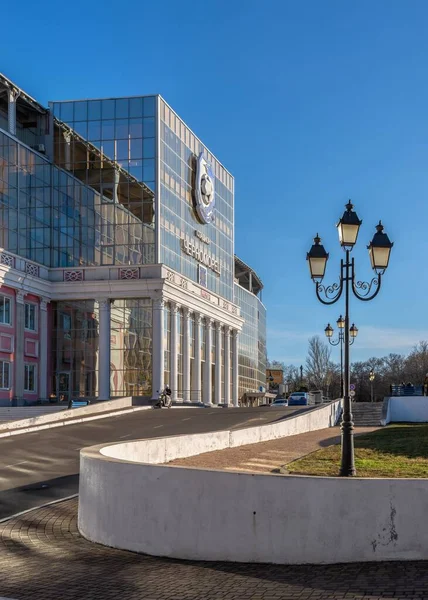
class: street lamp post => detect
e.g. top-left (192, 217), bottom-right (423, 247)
top-left (369, 369), bottom-right (375, 403)
top-left (324, 317), bottom-right (358, 399)
top-left (306, 201), bottom-right (393, 476)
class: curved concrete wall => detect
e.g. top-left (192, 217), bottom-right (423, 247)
top-left (79, 450), bottom-right (428, 564)
top-left (82, 399), bottom-right (428, 565)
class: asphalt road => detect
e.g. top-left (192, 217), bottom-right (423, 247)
top-left (0, 405), bottom-right (310, 520)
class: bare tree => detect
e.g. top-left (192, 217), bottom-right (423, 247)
top-left (305, 335), bottom-right (331, 391)
top-left (405, 341), bottom-right (428, 383)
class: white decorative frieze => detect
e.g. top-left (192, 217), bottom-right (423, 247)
top-left (26, 263), bottom-right (39, 277)
top-left (166, 270), bottom-right (175, 283)
top-left (119, 268), bottom-right (139, 280)
top-left (64, 270), bottom-right (84, 282)
top-left (0, 253), bottom-right (14, 268)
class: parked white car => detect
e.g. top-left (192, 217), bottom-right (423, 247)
top-left (270, 399), bottom-right (288, 408)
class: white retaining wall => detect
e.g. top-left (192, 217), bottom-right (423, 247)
top-left (80, 401), bottom-right (420, 567)
top-left (383, 396), bottom-right (428, 423)
top-left (79, 454), bottom-right (428, 564)
top-left (0, 396), bottom-right (136, 435)
top-left (99, 400), bottom-right (342, 464)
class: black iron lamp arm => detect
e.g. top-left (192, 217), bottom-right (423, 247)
top-left (327, 337), bottom-right (341, 347)
top-left (351, 258), bottom-right (382, 302)
top-left (315, 260), bottom-right (345, 306)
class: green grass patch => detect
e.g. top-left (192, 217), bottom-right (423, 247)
top-left (288, 424), bottom-right (428, 478)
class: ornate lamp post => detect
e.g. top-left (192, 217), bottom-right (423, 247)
top-left (369, 369), bottom-right (375, 403)
top-left (324, 317), bottom-right (358, 399)
top-left (306, 201), bottom-right (393, 476)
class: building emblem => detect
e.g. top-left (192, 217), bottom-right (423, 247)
top-left (194, 152), bottom-right (215, 224)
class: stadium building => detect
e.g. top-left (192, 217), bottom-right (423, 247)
top-left (0, 73), bottom-right (266, 406)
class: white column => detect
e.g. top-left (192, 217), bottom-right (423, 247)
top-left (113, 168), bottom-right (120, 203)
top-left (170, 302), bottom-right (179, 402)
top-left (214, 322), bottom-right (222, 405)
top-left (192, 313), bottom-right (202, 403)
top-left (63, 131), bottom-right (72, 171)
top-left (151, 297), bottom-right (165, 400)
top-left (203, 318), bottom-right (213, 406)
top-left (232, 329), bottom-right (239, 407)
top-left (224, 327), bottom-right (231, 407)
top-left (8, 89), bottom-right (19, 136)
top-left (39, 297), bottom-right (50, 400)
top-left (182, 307), bottom-right (191, 403)
top-left (15, 291), bottom-right (25, 400)
top-left (98, 299), bottom-right (111, 401)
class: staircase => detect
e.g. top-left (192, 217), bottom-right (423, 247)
top-left (351, 402), bottom-right (383, 427)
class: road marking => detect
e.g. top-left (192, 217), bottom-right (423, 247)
top-left (4, 460), bottom-right (28, 469)
top-left (119, 434), bottom-right (132, 439)
top-left (153, 425), bottom-right (163, 429)
top-left (181, 417), bottom-right (191, 421)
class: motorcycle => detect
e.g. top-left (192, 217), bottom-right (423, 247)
top-left (155, 391), bottom-right (172, 409)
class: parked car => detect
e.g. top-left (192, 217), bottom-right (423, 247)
top-left (287, 392), bottom-right (309, 406)
top-left (270, 399), bottom-right (288, 408)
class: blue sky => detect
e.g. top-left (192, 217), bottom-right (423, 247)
top-left (3, 0), bottom-right (428, 365)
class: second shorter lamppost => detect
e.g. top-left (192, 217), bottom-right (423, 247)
top-left (324, 317), bottom-right (358, 399)
top-left (369, 369), bottom-right (375, 403)
top-left (307, 200), bottom-right (393, 477)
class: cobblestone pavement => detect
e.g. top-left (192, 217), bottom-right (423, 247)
top-left (1, 498), bottom-right (428, 600)
top-left (170, 427), bottom-right (379, 473)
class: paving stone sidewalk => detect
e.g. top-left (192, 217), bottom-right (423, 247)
top-left (170, 426), bottom-right (379, 473)
top-left (1, 498), bottom-right (428, 599)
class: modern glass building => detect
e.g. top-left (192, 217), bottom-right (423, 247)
top-left (0, 72), bottom-right (266, 406)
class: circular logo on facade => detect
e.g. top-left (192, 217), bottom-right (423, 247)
top-left (194, 152), bottom-right (215, 224)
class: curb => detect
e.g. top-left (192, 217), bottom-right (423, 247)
top-left (0, 494), bottom-right (78, 524)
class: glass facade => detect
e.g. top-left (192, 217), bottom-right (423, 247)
top-left (234, 284), bottom-right (267, 399)
top-left (50, 98), bottom-right (156, 266)
top-left (0, 127), bottom-right (154, 268)
top-left (110, 299), bottom-right (152, 397)
top-left (159, 99), bottom-right (235, 301)
top-left (52, 300), bottom-right (100, 402)
top-left (52, 298), bottom-right (153, 400)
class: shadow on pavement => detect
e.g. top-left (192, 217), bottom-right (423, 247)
top-left (0, 473), bottom-right (79, 520)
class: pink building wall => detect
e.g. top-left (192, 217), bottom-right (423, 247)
top-left (23, 292), bottom-right (41, 402)
top-left (0, 286), bottom-right (44, 404)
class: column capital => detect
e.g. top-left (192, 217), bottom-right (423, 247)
top-left (224, 326), bottom-right (232, 337)
top-left (96, 298), bottom-right (111, 310)
top-left (8, 88), bottom-right (20, 102)
top-left (63, 131), bottom-right (72, 144)
top-left (40, 297), bottom-right (50, 312)
top-left (205, 317), bottom-right (214, 328)
top-left (215, 321), bottom-right (222, 333)
top-left (195, 312), bottom-right (203, 326)
top-left (153, 297), bottom-right (165, 310)
top-left (232, 329), bottom-right (239, 339)
top-left (16, 290), bottom-right (25, 305)
top-left (170, 302), bottom-right (181, 314)
top-left (182, 306), bottom-right (192, 319)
